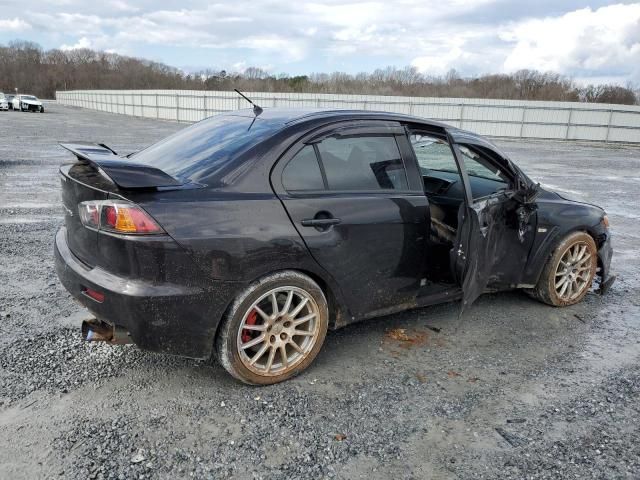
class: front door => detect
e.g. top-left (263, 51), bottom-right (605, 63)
top-left (272, 123), bottom-right (429, 319)
top-left (448, 137), bottom-right (537, 310)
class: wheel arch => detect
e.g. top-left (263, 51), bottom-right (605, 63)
top-left (290, 268), bottom-right (349, 330)
top-left (213, 267), bottom-right (350, 344)
top-left (527, 225), bottom-right (600, 287)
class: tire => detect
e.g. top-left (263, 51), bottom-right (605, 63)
top-left (215, 271), bottom-right (329, 385)
top-left (530, 231), bottom-right (597, 306)
top-left (40, 106), bottom-right (45, 113)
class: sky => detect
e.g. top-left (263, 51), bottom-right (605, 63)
top-left (1, 1), bottom-right (639, 85)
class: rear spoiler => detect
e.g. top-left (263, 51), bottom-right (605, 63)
top-left (59, 142), bottom-right (182, 189)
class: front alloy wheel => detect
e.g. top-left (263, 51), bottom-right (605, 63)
top-left (554, 241), bottom-right (594, 301)
top-left (532, 231), bottom-right (597, 306)
top-left (216, 271), bottom-right (328, 384)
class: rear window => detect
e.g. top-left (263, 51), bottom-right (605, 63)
top-left (132, 114), bottom-right (280, 182)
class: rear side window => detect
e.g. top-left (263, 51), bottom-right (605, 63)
top-left (282, 146), bottom-right (325, 191)
top-left (317, 136), bottom-right (408, 191)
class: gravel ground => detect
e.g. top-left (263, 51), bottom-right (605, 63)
top-left (0, 104), bottom-right (639, 479)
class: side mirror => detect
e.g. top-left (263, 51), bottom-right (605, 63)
top-left (513, 182), bottom-right (540, 205)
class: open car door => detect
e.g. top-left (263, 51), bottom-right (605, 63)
top-left (446, 131), bottom-right (538, 311)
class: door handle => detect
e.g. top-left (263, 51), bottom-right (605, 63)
top-left (301, 217), bottom-right (342, 227)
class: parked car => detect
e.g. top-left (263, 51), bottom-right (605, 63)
top-left (55, 108), bottom-right (615, 385)
top-left (12, 94), bottom-right (44, 112)
top-left (0, 93), bottom-right (8, 111)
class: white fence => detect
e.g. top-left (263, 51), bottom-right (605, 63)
top-left (56, 89), bottom-right (640, 143)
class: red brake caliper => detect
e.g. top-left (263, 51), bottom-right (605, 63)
top-left (242, 310), bottom-right (258, 343)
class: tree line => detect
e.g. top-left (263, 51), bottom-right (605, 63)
top-left (1, 40), bottom-right (638, 105)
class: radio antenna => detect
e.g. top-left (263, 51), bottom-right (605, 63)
top-left (234, 89), bottom-right (263, 116)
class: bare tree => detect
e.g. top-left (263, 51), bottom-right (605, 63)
top-left (1, 39), bottom-right (637, 105)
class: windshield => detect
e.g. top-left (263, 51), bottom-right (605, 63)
top-left (132, 113), bottom-right (282, 182)
top-left (22, 95), bottom-right (37, 101)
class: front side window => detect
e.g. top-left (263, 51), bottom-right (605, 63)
top-left (282, 145), bottom-right (325, 191)
top-left (457, 145), bottom-right (509, 184)
top-left (316, 135), bottom-right (408, 191)
top-left (410, 133), bottom-right (458, 174)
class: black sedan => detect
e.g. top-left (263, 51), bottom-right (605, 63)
top-left (55, 108), bottom-right (615, 384)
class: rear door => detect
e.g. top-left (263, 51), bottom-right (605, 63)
top-left (271, 122), bottom-right (429, 319)
top-left (448, 135), bottom-right (536, 310)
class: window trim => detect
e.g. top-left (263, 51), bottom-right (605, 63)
top-left (281, 133), bottom-right (416, 196)
top-left (312, 143), bottom-right (329, 189)
top-left (272, 120), bottom-right (425, 198)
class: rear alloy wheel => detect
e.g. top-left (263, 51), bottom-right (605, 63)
top-left (531, 231), bottom-right (597, 306)
top-left (216, 271), bottom-right (328, 384)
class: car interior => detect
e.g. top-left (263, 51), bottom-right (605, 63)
top-left (409, 131), bottom-right (510, 283)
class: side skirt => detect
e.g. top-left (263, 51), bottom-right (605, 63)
top-left (333, 285), bottom-right (462, 330)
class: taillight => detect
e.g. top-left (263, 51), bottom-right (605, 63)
top-left (78, 200), bottom-right (163, 235)
top-left (78, 202), bottom-right (100, 229)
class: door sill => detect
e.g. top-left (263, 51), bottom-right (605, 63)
top-left (416, 285), bottom-right (462, 307)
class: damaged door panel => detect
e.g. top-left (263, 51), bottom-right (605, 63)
top-left (448, 137), bottom-right (537, 310)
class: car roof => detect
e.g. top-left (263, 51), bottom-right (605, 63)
top-left (228, 107), bottom-right (449, 128)
top-left (225, 107), bottom-right (489, 141)
top-left (204, 107), bottom-right (504, 161)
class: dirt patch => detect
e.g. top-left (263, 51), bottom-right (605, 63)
top-left (384, 327), bottom-right (430, 348)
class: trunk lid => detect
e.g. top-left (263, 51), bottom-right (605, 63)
top-left (59, 142), bottom-right (185, 265)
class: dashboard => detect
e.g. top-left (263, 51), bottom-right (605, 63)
top-left (422, 168), bottom-right (507, 200)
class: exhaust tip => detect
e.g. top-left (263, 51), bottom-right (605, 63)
top-left (82, 319), bottom-right (113, 342)
top-left (81, 319), bottom-right (133, 344)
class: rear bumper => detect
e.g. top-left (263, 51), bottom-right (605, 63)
top-left (54, 227), bottom-right (240, 359)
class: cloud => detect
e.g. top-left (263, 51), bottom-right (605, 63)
top-left (0, 18), bottom-right (31, 31)
top-left (500, 4), bottom-right (640, 82)
top-left (60, 36), bottom-right (92, 50)
top-left (109, 0), bottom-right (139, 13)
top-left (1, 1), bottom-right (638, 84)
